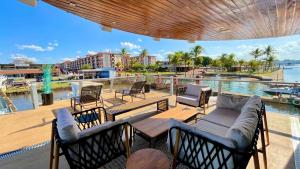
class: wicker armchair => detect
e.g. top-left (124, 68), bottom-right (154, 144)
top-left (49, 107), bottom-right (132, 169)
top-left (71, 85), bottom-right (103, 111)
top-left (168, 108), bottom-right (263, 169)
top-left (115, 81), bottom-right (146, 102)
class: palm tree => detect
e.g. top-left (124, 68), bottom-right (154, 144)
top-left (140, 49), bottom-right (148, 57)
top-left (250, 48), bottom-right (263, 60)
top-left (238, 59), bottom-right (245, 72)
top-left (121, 48), bottom-right (127, 69)
top-left (265, 55), bottom-right (276, 71)
top-left (190, 45), bottom-right (204, 76)
top-left (168, 52), bottom-right (182, 75)
top-left (181, 52), bottom-right (192, 77)
top-left (264, 45), bottom-right (276, 71)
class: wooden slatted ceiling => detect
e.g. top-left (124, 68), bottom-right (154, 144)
top-left (42, 0), bottom-right (300, 41)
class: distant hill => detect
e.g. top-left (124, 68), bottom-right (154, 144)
top-left (276, 59), bottom-right (300, 65)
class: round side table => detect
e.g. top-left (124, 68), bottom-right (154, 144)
top-left (126, 148), bottom-right (170, 169)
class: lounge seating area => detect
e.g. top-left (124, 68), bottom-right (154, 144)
top-left (0, 83), bottom-right (297, 169)
top-left (46, 82), bottom-right (270, 169)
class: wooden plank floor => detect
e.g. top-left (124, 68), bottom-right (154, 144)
top-left (0, 90), bottom-right (298, 169)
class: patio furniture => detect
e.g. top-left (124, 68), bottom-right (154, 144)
top-left (70, 84), bottom-right (103, 111)
top-left (168, 95), bottom-right (267, 169)
top-left (132, 106), bottom-right (199, 147)
top-left (106, 97), bottom-right (169, 121)
top-left (176, 84), bottom-right (212, 114)
top-left (115, 81), bottom-right (146, 102)
top-left (49, 107), bottom-right (131, 169)
top-left (126, 148), bottom-right (170, 169)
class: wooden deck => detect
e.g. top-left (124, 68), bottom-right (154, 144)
top-left (0, 90), bottom-right (298, 169)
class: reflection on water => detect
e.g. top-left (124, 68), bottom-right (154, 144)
top-left (8, 88), bottom-right (73, 111)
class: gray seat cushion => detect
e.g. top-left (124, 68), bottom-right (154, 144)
top-left (176, 95), bottom-right (199, 107)
top-left (192, 119), bottom-right (229, 138)
top-left (202, 108), bottom-right (240, 128)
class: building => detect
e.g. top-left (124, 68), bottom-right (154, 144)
top-left (59, 52), bottom-right (123, 72)
top-left (130, 55), bottom-right (156, 66)
top-left (0, 64), bottom-right (60, 78)
top-left (59, 52), bottom-right (157, 72)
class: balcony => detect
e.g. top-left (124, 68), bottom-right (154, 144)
top-left (0, 75), bottom-right (299, 169)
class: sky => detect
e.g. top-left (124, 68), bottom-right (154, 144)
top-left (1, 1), bottom-right (300, 64)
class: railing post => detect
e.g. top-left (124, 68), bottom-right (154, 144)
top-left (79, 81), bottom-right (83, 94)
top-left (71, 82), bottom-right (80, 97)
top-left (110, 78), bottom-right (114, 92)
top-left (30, 82), bottom-right (39, 109)
top-left (170, 76), bottom-right (174, 95)
top-left (218, 80), bottom-right (222, 95)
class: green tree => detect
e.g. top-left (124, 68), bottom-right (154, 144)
top-left (81, 64), bottom-right (92, 70)
top-left (132, 62), bottom-right (144, 72)
top-left (202, 56), bottom-right (212, 67)
top-left (140, 49), bottom-right (148, 57)
top-left (168, 52), bottom-right (182, 75)
top-left (248, 59), bottom-right (260, 72)
top-left (190, 45), bottom-right (204, 76)
top-left (264, 45), bottom-right (276, 71)
top-left (250, 48), bottom-right (263, 60)
top-left (238, 59), bottom-right (245, 72)
top-left (219, 53), bottom-right (236, 71)
top-left (182, 52), bottom-right (192, 77)
top-left (211, 59), bottom-right (221, 67)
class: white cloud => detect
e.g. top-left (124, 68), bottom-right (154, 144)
top-left (10, 53), bottom-right (37, 63)
top-left (18, 42), bottom-right (58, 52)
top-left (132, 51), bottom-right (139, 55)
top-left (137, 38), bottom-right (142, 42)
top-left (76, 50), bottom-right (82, 54)
top-left (103, 48), bottom-right (111, 52)
top-left (87, 50), bottom-right (98, 55)
top-left (61, 57), bottom-right (75, 62)
top-left (120, 41), bottom-right (141, 50)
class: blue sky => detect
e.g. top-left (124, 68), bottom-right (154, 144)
top-left (1, 1), bottom-right (300, 64)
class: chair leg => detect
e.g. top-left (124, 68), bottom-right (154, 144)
top-left (49, 128), bottom-right (54, 169)
top-left (53, 142), bottom-right (60, 169)
top-left (263, 111), bottom-right (270, 146)
top-left (260, 123), bottom-right (268, 169)
top-left (253, 149), bottom-right (260, 169)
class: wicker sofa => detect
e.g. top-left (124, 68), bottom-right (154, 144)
top-left (168, 94), bottom-right (267, 169)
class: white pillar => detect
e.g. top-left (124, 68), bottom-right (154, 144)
top-left (79, 81), bottom-right (83, 94)
top-left (170, 76), bottom-right (174, 95)
top-left (30, 82), bottom-right (39, 109)
top-left (110, 78), bottom-right (114, 92)
top-left (218, 80), bottom-right (222, 95)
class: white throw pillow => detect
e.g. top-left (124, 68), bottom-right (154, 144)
top-left (56, 108), bottom-right (81, 143)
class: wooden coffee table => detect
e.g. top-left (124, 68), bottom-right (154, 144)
top-left (126, 148), bottom-right (170, 169)
top-left (132, 106), bottom-right (199, 147)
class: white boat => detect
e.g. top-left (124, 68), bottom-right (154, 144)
top-left (264, 87), bottom-right (300, 96)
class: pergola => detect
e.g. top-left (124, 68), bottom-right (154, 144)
top-left (24, 0), bottom-right (300, 41)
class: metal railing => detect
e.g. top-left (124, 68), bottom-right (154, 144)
top-left (28, 74), bottom-right (300, 109)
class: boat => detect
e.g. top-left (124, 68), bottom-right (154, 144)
top-left (264, 87), bottom-right (300, 96)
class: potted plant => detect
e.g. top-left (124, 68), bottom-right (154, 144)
top-left (41, 64), bottom-right (53, 105)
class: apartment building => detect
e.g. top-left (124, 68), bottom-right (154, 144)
top-left (130, 55), bottom-right (156, 66)
top-left (59, 52), bottom-right (122, 72)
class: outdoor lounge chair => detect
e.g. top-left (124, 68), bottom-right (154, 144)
top-left (115, 81), bottom-right (146, 102)
top-left (70, 85), bottom-right (103, 111)
top-left (176, 84), bottom-right (212, 114)
top-left (168, 95), bottom-right (265, 169)
top-left (50, 107), bottom-right (132, 169)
